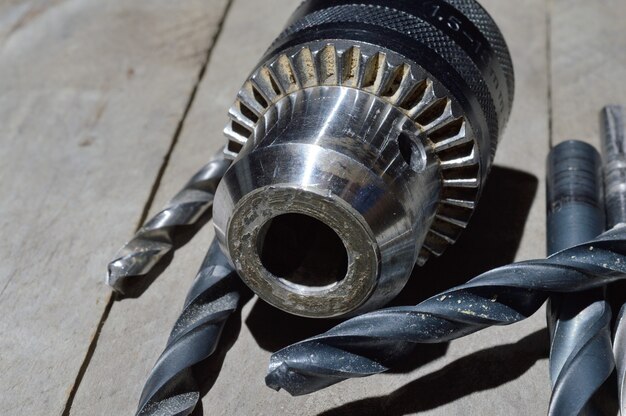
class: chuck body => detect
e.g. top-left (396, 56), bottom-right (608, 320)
top-left (214, 0), bottom-right (514, 317)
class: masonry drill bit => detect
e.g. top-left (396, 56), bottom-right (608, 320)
top-left (266, 226), bottom-right (626, 401)
top-left (601, 104), bottom-right (626, 415)
top-left (545, 141), bottom-right (613, 416)
top-left (136, 239), bottom-right (242, 416)
top-left (107, 153), bottom-right (231, 294)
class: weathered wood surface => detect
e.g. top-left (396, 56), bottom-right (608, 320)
top-left (6, 0), bottom-right (626, 414)
top-left (0, 1), bottom-right (229, 415)
top-left (551, 0), bottom-right (626, 148)
top-left (71, 0), bottom-right (553, 415)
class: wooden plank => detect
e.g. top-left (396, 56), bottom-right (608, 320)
top-left (551, 0), bottom-right (626, 147)
top-left (73, 0), bottom-right (551, 414)
top-left (0, 1), bottom-right (229, 415)
top-left (68, 0), bottom-right (295, 413)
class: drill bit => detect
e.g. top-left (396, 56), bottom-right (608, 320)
top-left (107, 152), bottom-right (231, 294)
top-left (615, 305), bottom-right (626, 416)
top-left (136, 239), bottom-right (242, 416)
top-left (601, 105), bottom-right (626, 415)
top-left (545, 141), bottom-right (613, 416)
top-left (266, 226), bottom-right (626, 400)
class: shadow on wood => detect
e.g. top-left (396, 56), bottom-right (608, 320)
top-left (162, 165), bottom-right (539, 415)
top-left (245, 165), bottom-right (538, 380)
top-left (317, 329), bottom-right (549, 416)
top-left (392, 165), bottom-right (539, 307)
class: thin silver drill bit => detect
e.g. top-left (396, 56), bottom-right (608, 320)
top-left (546, 141), bottom-right (613, 415)
top-left (107, 152), bottom-right (231, 294)
top-left (601, 105), bottom-right (626, 228)
top-left (136, 239), bottom-right (242, 416)
top-left (266, 226), bottom-right (626, 402)
top-left (601, 104), bottom-right (626, 415)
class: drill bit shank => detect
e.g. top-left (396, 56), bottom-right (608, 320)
top-left (601, 106), bottom-right (626, 228)
top-left (545, 141), bottom-right (613, 415)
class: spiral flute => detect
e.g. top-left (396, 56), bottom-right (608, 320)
top-left (545, 141), bottom-right (613, 415)
top-left (136, 239), bottom-right (242, 416)
top-left (107, 153), bottom-right (231, 294)
top-left (266, 227), bottom-right (625, 405)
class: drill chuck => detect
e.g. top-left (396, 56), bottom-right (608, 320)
top-left (214, 0), bottom-right (515, 317)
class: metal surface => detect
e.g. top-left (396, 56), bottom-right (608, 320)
top-left (545, 141), bottom-right (613, 415)
top-left (601, 106), bottom-right (626, 229)
top-left (614, 292), bottom-right (626, 413)
top-left (107, 153), bottom-right (231, 294)
top-left (215, 0), bottom-right (514, 318)
top-left (215, 80), bottom-right (443, 318)
top-left (266, 226), bottom-right (625, 409)
top-left (601, 105), bottom-right (626, 415)
top-left (135, 240), bottom-right (242, 416)
top-left (107, 0), bottom-right (518, 411)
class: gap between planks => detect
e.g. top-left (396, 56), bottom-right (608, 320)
top-left (60, 1), bottom-right (235, 414)
top-left (546, 0), bottom-right (554, 149)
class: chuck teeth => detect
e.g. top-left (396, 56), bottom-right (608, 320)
top-left (226, 42), bottom-right (482, 264)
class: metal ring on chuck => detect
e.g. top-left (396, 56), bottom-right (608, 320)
top-left (214, 0), bottom-right (514, 317)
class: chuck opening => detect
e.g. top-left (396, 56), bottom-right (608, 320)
top-left (259, 213), bottom-right (348, 291)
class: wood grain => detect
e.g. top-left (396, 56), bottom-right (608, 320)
top-left (551, 0), bottom-right (626, 147)
top-left (72, 0), bottom-right (553, 415)
top-left (0, 1), bottom-right (229, 414)
top-left (68, 0), bottom-right (297, 414)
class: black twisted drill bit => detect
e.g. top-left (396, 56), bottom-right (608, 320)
top-left (601, 104), bottom-right (626, 415)
top-left (266, 230), bottom-right (626, 408)
top-left (545, 141), bottom-right (613, 416)
top-left (136, 239), bottom-right (242, 416)
top-left (107, 153), bottom-right (231, 294)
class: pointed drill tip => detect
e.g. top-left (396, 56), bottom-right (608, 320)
top-left (265, 362), bottom-right (288, 392)
top-left (106, 258), bottom-right (130, 294)
top-left (136, 391), bottom-right (199, 416)
top-left (266, 360), bottom-right (341, 397)
top-left (266, 362), bottom-right (318, 396)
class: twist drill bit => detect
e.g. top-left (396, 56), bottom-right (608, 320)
top-left (136, 239), bottom-right (242, 416)
top-left (107, 153), bottom-right (231, 294)
top-left (266, 227), bottom-right (626, 401)
top-left (545, 141), bottom-right (613, 416)
top-left (601, 104), bottom-right (626, 415)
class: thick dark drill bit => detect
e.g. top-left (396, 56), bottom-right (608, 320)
top-left (601, 105), bottom-right (626, 415)
top-left (266, 227), bottom-right (626, 400)
top-left (107, 153), bottom-right (231, 294)
top-left (136, 239), bottom-right (242, 416)
top-left (545, 141), bottom-right (613, 416)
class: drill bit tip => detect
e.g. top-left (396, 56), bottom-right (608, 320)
top-left (105, 155), bottom-right (230, 294)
